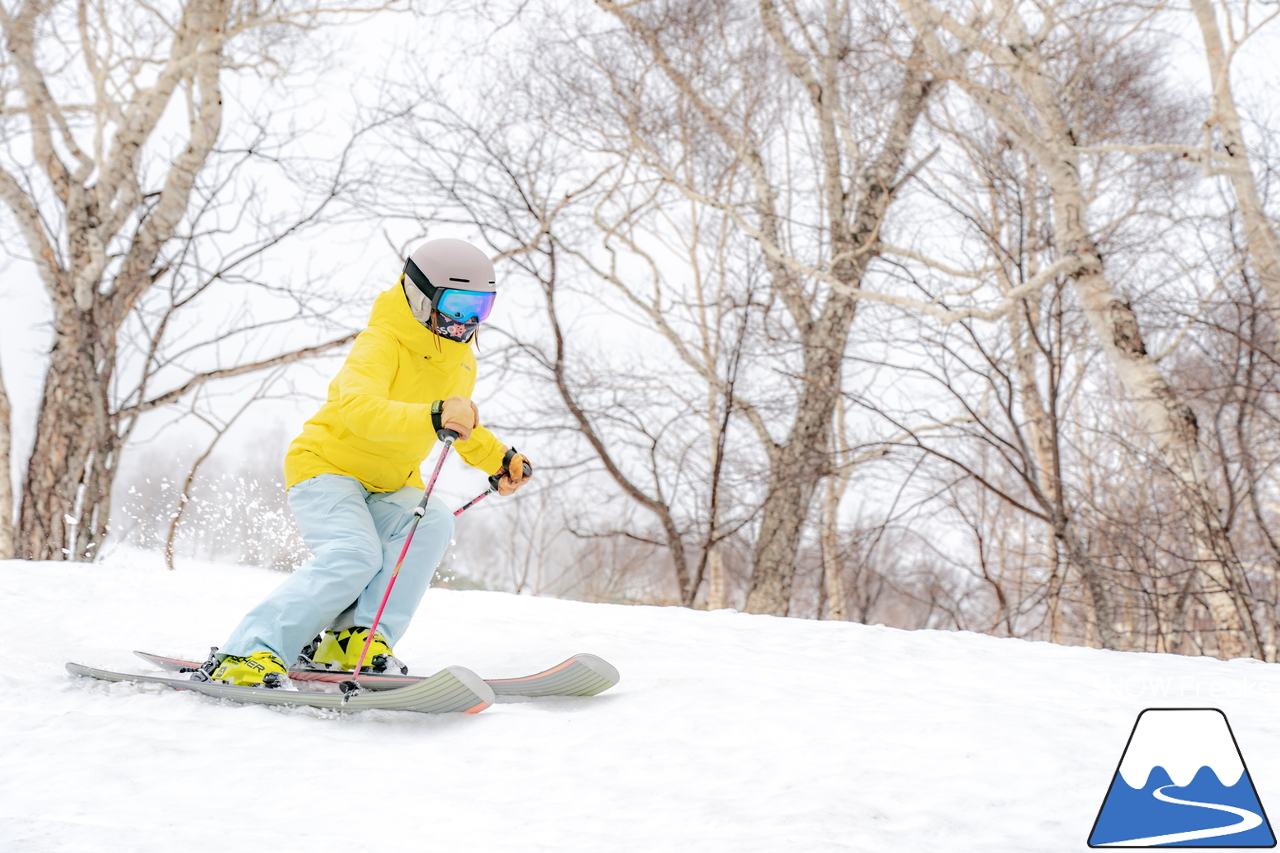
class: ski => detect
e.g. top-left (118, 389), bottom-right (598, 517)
top-left (67, 661), bottom-right (493, 714)
top-left (481, 654), bottom-right (619, 697)
top-left (133, 650), bottom-right (620, 697)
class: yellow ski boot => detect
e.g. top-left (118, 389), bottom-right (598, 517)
top-left (310, 627), bottom-right (407, 674)
top-left (210, 651), bottom-right (288, 687)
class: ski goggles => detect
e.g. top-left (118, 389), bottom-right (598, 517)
top-left (434, 287), bottom-right (496, 323)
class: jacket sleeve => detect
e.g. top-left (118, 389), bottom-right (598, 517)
top-left (454, 424), bottom-right (508, 475)
top-left (334, 329), bottom-right (432, 442)
top-left (449, 352), bottom-right (510, 474)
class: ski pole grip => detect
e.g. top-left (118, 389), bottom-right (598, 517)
top-left (488, 459), bottom-right (532, 492)
top-left (436, 428), bottom-right (459, 445)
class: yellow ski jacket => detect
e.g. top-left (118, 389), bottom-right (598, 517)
top-left (284, 281), bottom-right (508, 492)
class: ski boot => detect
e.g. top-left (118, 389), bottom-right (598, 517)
top-left (296, 635), bottom-right (323, 668)
top-left (310, 627), bottom-right (408, 675)
top-left (209, 651), bottom-right (289, 688)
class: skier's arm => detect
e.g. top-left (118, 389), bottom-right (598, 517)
top-left (448, 349), bottom-right (519, 475)
top-left (453, 424), bottom-right (507, 475)
top-left (335, 330), bottom-right (433, 442)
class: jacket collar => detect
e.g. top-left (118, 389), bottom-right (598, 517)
top-left (368, 283), bottom-right (473, 362)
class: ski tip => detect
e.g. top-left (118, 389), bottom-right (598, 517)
top-left (65, 661), bottom-right (125, 682)
top-left (573, 654), bottom-right (620, 687)
top-left (444, 665), bottom-right (497, 706)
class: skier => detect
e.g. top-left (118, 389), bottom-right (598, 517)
top-left (209, 238), bottom-right (531, 686)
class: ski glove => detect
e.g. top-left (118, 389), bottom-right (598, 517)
top-left (432, 397), bottom-right (480, 441)
top-left (494, 447), bottom-right (532, 496)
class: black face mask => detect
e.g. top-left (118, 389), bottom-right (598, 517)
top-left (405, 284), bottom-right (482, 343)
top-left (431, 312), bottom-right (481, 343)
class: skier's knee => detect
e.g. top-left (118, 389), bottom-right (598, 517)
top-left (420, 497), bottom-right (455, 533)
top-left (313, 543), bottom-right (381, 573)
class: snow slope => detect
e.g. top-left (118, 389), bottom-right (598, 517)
top-left (4, 551), bottom-right (1280, 853)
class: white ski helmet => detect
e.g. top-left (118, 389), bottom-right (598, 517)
top-left (402, 238), bottom-right (497, 342)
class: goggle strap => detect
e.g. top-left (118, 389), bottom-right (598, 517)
top-left (403, 257), bottom-right (436, 299)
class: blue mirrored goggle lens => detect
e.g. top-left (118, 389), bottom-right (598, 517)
top-left (435, 289), bottom-right (496, 322)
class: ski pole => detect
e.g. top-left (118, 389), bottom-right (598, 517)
top-left (453, 486), bottom-right (495, 517)
top-left (452, 457), bottom-right (532, 518)
top-left (342, 428), bottom-right (458, 699)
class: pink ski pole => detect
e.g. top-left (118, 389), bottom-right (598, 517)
top-left (452, 455), bottom-right (532, 517)
top-left (342, 429), bottom-right (457, 699)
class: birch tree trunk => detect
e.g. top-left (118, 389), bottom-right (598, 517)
top-left (820, 389), bottom-right (851, 621)
top-left (741, 13), bottom-right (933, 615)
top-left (0, 356), bottom-right (13, 560)
top-left (707, 548), bottom-right (727, 611)
top-left (1040, 95), bottom-right (1259, 660)
top-left (820, 470), bottom-right (848, 621)
top-left (746, 293), bottom-right (859, 614)
top-left (1006, 287), bottom-right (1118, 647)
top-left (6, 0), bottom-right (230, 560)
top-left (1189, 0), bottom-right (1280, 338)
top-left (898, 0), bottom-right (1261, 658)
top-left (1066, 225), bottom-right (1257, 658)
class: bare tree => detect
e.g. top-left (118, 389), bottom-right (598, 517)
top-left (0, 352), bottom-right (12, 559)
top-left (0, 0), bottom-right (388, 560)
top-left (895, 0), bottom-right (1261, 658)
top-left (1166, 244), bottom-right (1280, 657)
top-left (856, 112), bottom-right (1125, 646)
top-left (1188, 0), bottom-right (1280, 342)
top-left (539, 0), bottom-right (938, 615)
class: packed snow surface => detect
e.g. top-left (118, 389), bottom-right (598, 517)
top-left (4, 551), bottom-right (1280, 852)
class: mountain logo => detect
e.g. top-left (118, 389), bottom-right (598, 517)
top-left (1088, 708), bottom-right (1275, 847)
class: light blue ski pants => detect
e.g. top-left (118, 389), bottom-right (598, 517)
top-left (220, 473), bottom-right (453, 663)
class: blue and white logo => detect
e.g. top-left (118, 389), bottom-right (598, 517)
top-left (1089, 708), bottom-right (1275, 847)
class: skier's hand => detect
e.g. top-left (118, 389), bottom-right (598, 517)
top-left (434, 396), bottom-right (479, 441)
top-left (495, 448), bottom-right (532, 496)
